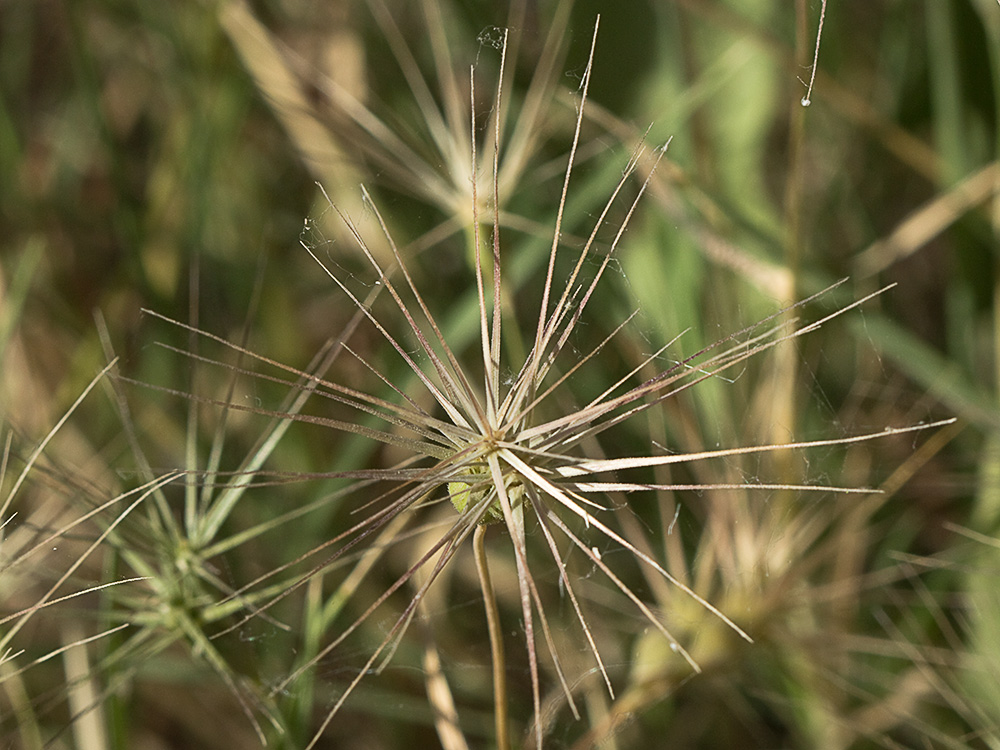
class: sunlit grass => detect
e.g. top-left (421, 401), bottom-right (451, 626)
top-left (1, 0), bottom-right (995, 748)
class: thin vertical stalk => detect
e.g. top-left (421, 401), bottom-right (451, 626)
top-left (474, 524), bottom-right (510, 750)
top-left (768, 0), bottom-right (816, 477)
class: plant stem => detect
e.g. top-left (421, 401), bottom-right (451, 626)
top-left (474, 524), bottom-right (510, 750)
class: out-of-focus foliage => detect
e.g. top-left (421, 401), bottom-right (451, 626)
top-left (1, 0), bottom-right (996, 748)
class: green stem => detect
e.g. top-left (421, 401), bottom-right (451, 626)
top-left (474, 524), bottom-right (510, 750)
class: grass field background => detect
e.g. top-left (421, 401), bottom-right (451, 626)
top-left (2, 1), bottom-right (998, 748)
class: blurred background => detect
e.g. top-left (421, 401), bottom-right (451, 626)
top-left (1, 0), bottom-right (998, 748)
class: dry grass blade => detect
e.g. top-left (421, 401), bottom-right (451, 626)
top-left (0, 361), bottom-right (117, 521)
top-left (855, 161), bottom-right (1000, 276)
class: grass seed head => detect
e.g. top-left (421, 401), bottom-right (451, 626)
top-left (116, 13), bottom-right (956, 750)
